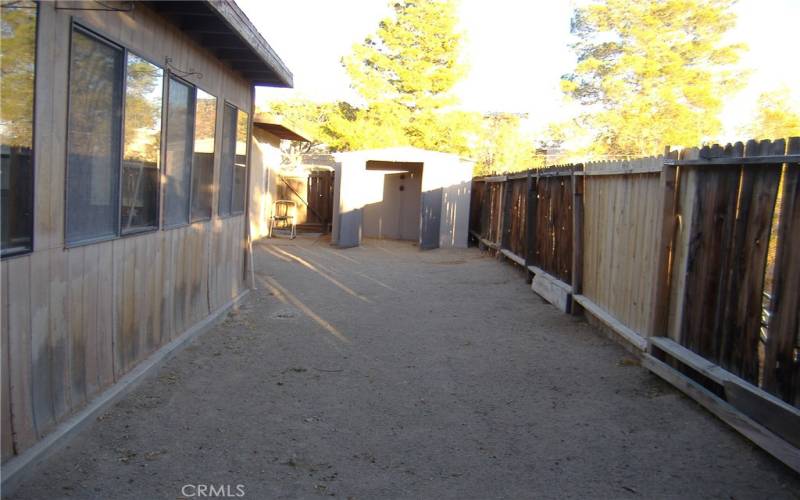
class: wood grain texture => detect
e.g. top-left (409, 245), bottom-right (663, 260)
top-left (763, 138), bottom-right (800, 404)
top-left (582, 170), bottom-right (661, 338)
top-left (2, 2), bottom-right (253, 461)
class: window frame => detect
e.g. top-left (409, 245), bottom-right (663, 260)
top-left (0, 1), bottom-right (39, 259)
top-left (64, 21), bottom-right (169, 248)
top-left (218, 100), bottom-right (249, 219)
top-left (161, 73), bottom-right (197, 230)
top-left (189, 85), bottom-right (218, 224)
top-left (64, 22), bottom-right (126, 248)
top-left (119, 49), bottom-right (167, 236)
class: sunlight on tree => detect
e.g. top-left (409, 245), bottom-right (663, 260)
top-left (267, 0), bottom-right (481, 157)
top-left (561, 0), bottom-right (747, 158)
top-left (745, 86), bottom-right (800, 141)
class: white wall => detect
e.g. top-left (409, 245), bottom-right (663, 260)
top-left (362, 168), bottom-right (422, 241)
top-left (249, 129), bottom-right (281, 240)
top-left (332, 148), bottom-right (473, 249)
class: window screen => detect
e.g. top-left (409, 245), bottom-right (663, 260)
top-left (231, 109), bottom-right (249, 214)
top-left (190, 89), bottom-right (216, 222)
top-left (121, 54), bottom-right (163, 233)
top-left (65, 28), bottom-right (124, 245)
top-left (164, 77), bottom-right (194, 227)
top-left (0, 1), bottom-right (37, 256)
top-left (217, 103), bottom-right (237, 217)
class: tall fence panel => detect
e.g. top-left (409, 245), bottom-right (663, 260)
top-left (581, 158), bottom-right (663, 339)
top-left (531, 172), bottom-right (574, 283)
top-left (468, 137), bottom-right (800, 471)
top-left (666, 139), bottom-right (799, 404)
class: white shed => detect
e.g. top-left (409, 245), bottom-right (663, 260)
top-left (331, 147), bottom-right (473, 249)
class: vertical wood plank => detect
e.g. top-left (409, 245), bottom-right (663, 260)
top-left (763, 137), bottom-right (800, 403)
top-left (121, 237), bottom-right (136, 374)
top-left (2, 262), bottom-right (14, 460)
top-left (82, 244), bottom-right (99, 398)
top-left (48, 248), bottom-right (68, 420)
top-left (571, 168), bottom-right (584, 314)
top-left (720, 141), bottom-right (782, 381)
top-left (96, 242), bottom-right (114, 389)
top-left (8, 257), bottom-right (34, 452)
top-left (29, 251), bottom-right (54, 435)
top-left (112, 239), bottom-right (125, 380)
top-left (67, 248), bottom-right (86, 408)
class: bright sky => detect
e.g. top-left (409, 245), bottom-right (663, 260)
top-left (239, 0), bottom-right (800, 141)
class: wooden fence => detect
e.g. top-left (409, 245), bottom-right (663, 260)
top-left (469, 137), bottom-right (800, 471)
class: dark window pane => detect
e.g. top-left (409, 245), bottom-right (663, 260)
top-left (121, 54), bottom-right (163, 233)
top-left (190, 89), bottom-right (216, 222)
top-left (231, 109), bottom-right (249, 214)
top-left (1, 1), bottom-right (37, 256)
top-left (164, 77), bottom-right (194, 227)
top-left (218, 103), bottom-right (237, 217)
top-left (66, 29), bottom-right (124, 245)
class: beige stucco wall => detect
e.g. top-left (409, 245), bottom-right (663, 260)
top-left (249, 129), bottom-right (281, 240)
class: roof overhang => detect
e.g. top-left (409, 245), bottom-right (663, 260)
top-left (146, 1), bottom-right (293, 88)
top-left (253, 113), bottom-right (309, 141)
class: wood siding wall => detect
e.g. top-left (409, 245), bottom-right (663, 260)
top-left (1, 2), bottom-right (252, 462)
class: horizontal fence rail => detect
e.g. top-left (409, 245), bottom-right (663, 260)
top-left (469, 136), bottom-right (800, 471)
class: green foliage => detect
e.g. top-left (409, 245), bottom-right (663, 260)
top-left (123, 59), bottom-right (163, 162)
top-left (561, 0), bottom-right (746, 157)
top-left (746, 87), bottom-right (800, 141)
top-left (268, 0), bottom-right (480, 157)
top-left (472, 113), bottom-right (537, 176)
top-left (0, 3), bottom-right (37, 148)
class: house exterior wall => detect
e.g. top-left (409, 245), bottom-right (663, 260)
top-left (250, 129), bottom-right (281, 240)
top-left (1, 2), bottom-right (254, 463)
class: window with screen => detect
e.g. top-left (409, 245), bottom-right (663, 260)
top-left (65, 28), bottom-right (124, 245)
top-left (163, 77), bottom-right (194, 227)
top-left (121, 54), bottom-right (163, 233)
top-left (1, 1), bottom-right (37, 257)
top-left (190, 89), bottom-right (216, 222)
top-left (218, 103), bottom-right (236, 217)
top-left (231, 109), bottom-right (249, 214)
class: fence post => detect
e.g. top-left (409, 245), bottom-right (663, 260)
top-left (500, 178), bottom-right (512, 250)
top-left (649, 148), bottom-right (680, 340)
top-left (570, 164), bottom-right (585, 315)
top-left (524, 170), bottom-right (538, 283)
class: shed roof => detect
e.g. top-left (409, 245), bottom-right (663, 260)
top-left (334, 147), bottom-right (475, 164)
top-left (146, 0), bottom-right (292, 87)
top-left (253, 113), bottom-right (309, 142)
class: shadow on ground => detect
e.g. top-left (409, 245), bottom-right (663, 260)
top-left (8, 235), bottom-right (800, 499)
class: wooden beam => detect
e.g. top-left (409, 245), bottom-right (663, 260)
top-left (570, 167), bottom-right (584, 315)
top-left (574, 295), bottom-right (647, 350)
top-left (650, 336), bottom-right (800, 448)
top-left (529, 266), bottom-right (573, 313)
top-left (664, 154), bottom-right (800, 166)
top-left (648, 154), bottom-right (679, 338)
top-left (500, 179), bottom-right (513, 250)
top-left (642, 354), bottom-right (800, 474)
top-left (499, 248), bottom-right (525, 267)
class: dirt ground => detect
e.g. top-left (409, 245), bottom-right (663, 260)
top-left (8, 235), bottom-right (799, 499)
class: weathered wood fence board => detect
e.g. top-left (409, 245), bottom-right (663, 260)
top-left (763, 138), bottom-right (800, 403)
top-left (581, 160), bottom-right (662, 338)
top-left (471, 137), bottom-right (800, 411)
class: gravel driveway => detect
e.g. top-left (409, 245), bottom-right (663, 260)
top-left (8, 235), bottom-right (799, 499)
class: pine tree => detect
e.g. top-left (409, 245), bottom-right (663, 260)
top-left (561, 0), bottom-right (747, 157)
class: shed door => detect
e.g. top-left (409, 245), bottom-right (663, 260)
top-left (419, 188), bottom-right (442, 250)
